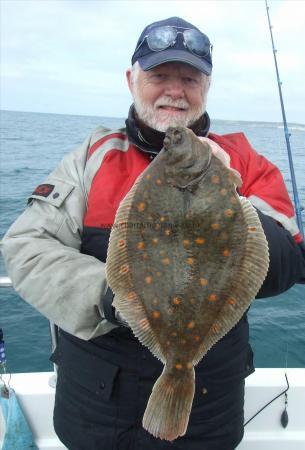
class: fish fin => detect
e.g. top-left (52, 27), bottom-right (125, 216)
top-left (229, 168), bottom-right (243, 188)
top-left (113, 294), bottom-right (165, 362)
top-left (237, 196), bottom-right (270, 297)
top-left (106, 174), bottom-right (165, 362)
top-left (143, 364), bottom-right (195, 441)
top-left (193, 197), bottom-right (269, 365)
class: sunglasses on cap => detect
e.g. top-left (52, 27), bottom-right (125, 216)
top-left (134, 25), bottom-right (213, 58)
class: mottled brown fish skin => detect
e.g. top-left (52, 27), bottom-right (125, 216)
top-left (106, 126), bottom-right (269, 441)
top-left (125, 128), bottom-right (247, 361)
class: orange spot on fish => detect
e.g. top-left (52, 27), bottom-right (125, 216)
top-left (223, 248), bottom-right (230, 257)
top-left (175, 363), bottom-right (183, 370)
top-left (162, 257), bottom-right (170, 265)
top-left (145, 276), bottom-right (153, 284)
top-left (187, 257), bottom-right (194, 265)
top-left (137, 241), bottom-right (145, 250)
top-left (152, 237), bottom-right (159, 244)
top-left (225, 209), bottom-right (233, 217)
top-left (228, 297), bottom-right (236, 306)
top-left (155, 223), bottom-right (161, 230)
top-left (187, 321), bottom-right (195, 329)
top-left (195, 237), bottom-right (205, 245)
top-left (156, 179), bottom-right (162, 185)
top-left (152, 311), bottom-right (161, 319)
top-left (160, 216), bottom-right (165, 222)
top-left (187, 362), bottom-right (193, 369)
top-left (249, 227), bottom-right (257, 232)
top-left (230, 196), bottom-right (238, 204)
top-left (139, 318), bottom-right (149, 328)
top-left (171, 331), bottom-right (178, 337)
top-left (212, 323), bottom-right (220, 333)
top-left (127, 291), bottom-right (137, 301)
top-left (118, 239), bottom-right (126, 249)
top-left (211, 175), bottom-right (220, 184)
top-left (220, 188), bottom-right (227, 196)
top-left (164, 229), bottom-right (171, 236)
top-left (137, 202), bottom-right (146, 212)
top-left (200, 278), bottom-right (208, 286)
top-left (194, 335), bottom-right (200, 342)
top-left (120, 264), bottom-right (129, 274)
top-left (183, 239), bottom-right (190, 247)
top-left (172, 296), bottom-right (182, 305)
top-left (145, 174), bottom-right (151, 180)
top-left (208, 294), bottom-right (217, 302)
top-left (189, 298), bottom-right (196, 304)
top-left (211, 223), bottom-right (220, 230)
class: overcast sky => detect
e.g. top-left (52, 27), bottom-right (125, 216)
top-left (1, 0), bottom-right (304, 123)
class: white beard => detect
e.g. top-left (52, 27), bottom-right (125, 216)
top-left (133, 89), bottom-right (205, 132)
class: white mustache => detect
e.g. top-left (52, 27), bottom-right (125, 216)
top-left (154, 97), bottom-right (189, 110)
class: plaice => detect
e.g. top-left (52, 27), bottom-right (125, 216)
top-left (106, 126), bottom-right (269, 441)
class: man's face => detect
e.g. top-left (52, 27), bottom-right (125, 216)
top-left (127, 62), bottom-right (210, 132)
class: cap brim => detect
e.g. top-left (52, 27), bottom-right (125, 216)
top-left (137, 49), bottom-right (212, 75)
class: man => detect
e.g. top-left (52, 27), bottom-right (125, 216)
top-left (2, 16), bottom-right (305, 450)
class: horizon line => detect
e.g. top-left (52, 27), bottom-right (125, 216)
top-left (1, 108), bottom-right (304, 127)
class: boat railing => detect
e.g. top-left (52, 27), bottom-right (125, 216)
top-left (0, 274), bottom-right (58, 385)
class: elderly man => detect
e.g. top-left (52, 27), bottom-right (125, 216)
top-left (3, 16), bottom-right (305, 450)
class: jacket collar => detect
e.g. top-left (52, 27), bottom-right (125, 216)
top-left (125, 104), bottom-right (210, 158)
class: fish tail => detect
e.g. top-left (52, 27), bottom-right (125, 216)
top-left (142, 363), bottom-right (195, 441)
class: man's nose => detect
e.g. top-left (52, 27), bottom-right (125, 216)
top-left (164, 78), bottom-right (185, 99)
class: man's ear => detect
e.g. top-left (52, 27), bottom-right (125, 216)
top-left (126, 68), bottom-right (133, 94)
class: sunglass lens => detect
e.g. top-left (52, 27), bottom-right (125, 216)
top-left (147, 26), bottom-right (177, 51)
top-left (184, 29), bottom-right (211, 57)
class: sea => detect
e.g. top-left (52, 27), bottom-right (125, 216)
top-left (0, 109), bottom-right (304, 373)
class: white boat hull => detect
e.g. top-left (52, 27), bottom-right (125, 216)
top-left (1, 369), bottom-right (305, 449)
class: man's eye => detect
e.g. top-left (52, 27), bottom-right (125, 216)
top-left (152, 73), bottom-right (165, 80)
top-left (185, 77), bottom-right (198, 85)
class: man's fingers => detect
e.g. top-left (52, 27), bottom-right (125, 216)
top-left (198, 136), bottom-right (242, 187)
top-left (198, 137), bottom-right (231, 167)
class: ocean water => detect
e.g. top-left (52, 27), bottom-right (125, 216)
top-left (0, 109), bottom-right (304, 373)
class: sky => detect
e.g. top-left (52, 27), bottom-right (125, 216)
top-left (1, 0), bottom-right (305, 123)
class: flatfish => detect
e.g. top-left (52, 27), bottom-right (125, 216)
top-left (106, 126), bottom-right (269, 441)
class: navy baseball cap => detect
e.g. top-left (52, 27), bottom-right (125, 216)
top-left (131, 17), bottom-right (212, 75)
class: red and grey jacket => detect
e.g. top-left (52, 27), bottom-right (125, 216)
top-left (81, 127), bottom-right (305, 303)
top-left (3, 120), bottom-right (304, 341)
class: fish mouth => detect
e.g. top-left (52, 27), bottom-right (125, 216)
top-left (163, 127), bottom-right (184, 149)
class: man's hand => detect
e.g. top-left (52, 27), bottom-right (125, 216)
top-left (114, 307), bottom-right (129, 327)
top-left (198, 137), bottom-right (231, 167)
top-left (198, 137), bottom-right (242, 187)
top-left (101, 287), bottom-right (128, 327)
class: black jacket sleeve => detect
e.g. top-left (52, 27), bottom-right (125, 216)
top-left (256, 209), bottom-right (305, 298)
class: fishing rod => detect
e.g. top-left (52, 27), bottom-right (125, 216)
top-left (265, 0), bottom-right (304, 238)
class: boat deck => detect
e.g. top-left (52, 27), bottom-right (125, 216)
top-left (1, 369), bottom-right (305, 449)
